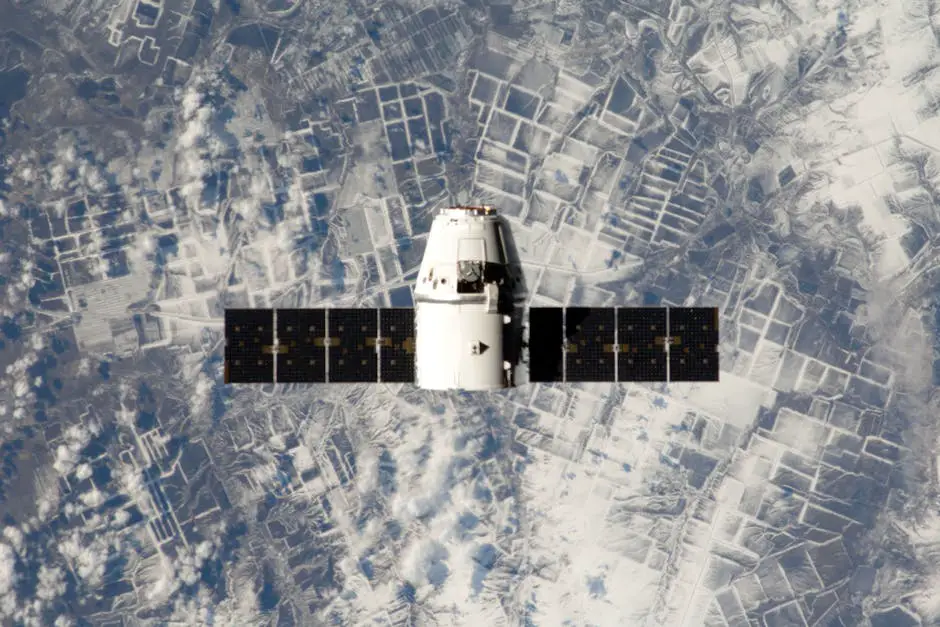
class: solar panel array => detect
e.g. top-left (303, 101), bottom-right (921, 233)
top-left (225, 308), bottom-right (415, 384)
top-left (527, 307), bottom-right (719, 383)
top-left (224, 306), bottom-right (720, 384)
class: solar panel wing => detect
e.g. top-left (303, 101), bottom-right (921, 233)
top-left (668, 307), bottom-right (720, 382)
top-left (328, 308), bottom-right (379, 383)
top-left (564, 307), bottom-right (616, 382)
top-left (527, 307), bottom-right (564, 382)
top-left (379, 308), bottom-right (415, 383)
top-left (617, 307), bottom-right (667, 382)
top-left (224, 309), bottom-right (274, 383)
top-left (276, 309), bottom-right (327, 383)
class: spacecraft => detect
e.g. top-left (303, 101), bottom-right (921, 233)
top-left (224, 206), bottom-right (720, 389)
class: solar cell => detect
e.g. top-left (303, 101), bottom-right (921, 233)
top-left (617, 307), bottom-right (667, 382)
top-left (224, 309), bottom-right (274, 383)
top-left (527, 307), bottom-right (564, 382)
top-left (668, 307), bottom-right (720, 382)
top-left (379, 308), bottom-right (415, 383)
top-left (276, 309), bottom-right (327, 383)
top-left (328, 308), bottom-right (379, 383)
top-left (565, 307), bottom-right (615, 382)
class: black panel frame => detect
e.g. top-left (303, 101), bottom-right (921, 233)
top-left (328, 308), bottom-right (379, 383)
top-left (617, 307), bottom-right (667, 382)
top-left (527, 307), bottom-right (564, 382)
top-left (668, 307), bottom-right (720, 382)
top-left (276, 308), bottom-right (327, 383)
top-left (224, 309), bottom-right (274, 383)
top-left (564, 307), bottom-right (616, 382)
top-left (379, 308), bottom-right (415, 383)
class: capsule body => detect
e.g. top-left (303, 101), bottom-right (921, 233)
top-left (414, 206), bottom-right (514, 391)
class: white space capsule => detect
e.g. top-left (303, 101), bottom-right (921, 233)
top-left (414, 206), bottom-right (520, 391)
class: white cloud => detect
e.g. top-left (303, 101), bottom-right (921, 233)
top-left (126, 231), bottom-right (155, 274)
top-left (143, 554), bottom-right (181, 605)
top-left (35, 564), bottom-right (66, 602)
top-left (137, 521), bottom-right (226, 613)
top-left (177, 540), bottom-right (212, 587)
top-left (74, 463), bottom-right (92, 481)
top-left (57, 140), bottom-right (76, 166)
top-left (0, 543), bottom-right (15, 592)
top-left (0, 541), bottom-right (18, 619)
top-left (59, 529), bottom-right (112, 589)
top-left (79, 487), bottom-right (105, 509)
top-left (48, 164), bottom-right (68, 191)
top-left (173, 81), bottom-right (220, 214)
top-left (116, 462), bottom-right (154, 517)
top-left (400, 537), bottom-right (449, 589)
top-left (53, 422), bottom-right (99, 477)
top-left (12, 379), bottom-right (28, 399)
top-left (75, 358), bottom-right (92, 377)
top-left (110, 508), bottom-right (131, 528)
top-left (2, 527), bottom-right (23, 554)
top-left (189, 370), bottom-right (213, 419)
top-left (181, 88), bottom-right (203, 121)
top-left (80, 163), bottom-right (108, 194)
top-left (210, 577), bottom-right (265, 627)
top-left (2, 347), bottom-right (42, 425)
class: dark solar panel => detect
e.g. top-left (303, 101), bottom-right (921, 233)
top-left (527, 307), bottom-right (564, 382)
top-left (379, 308), bottom-right (415, 383)
top-left (617, 307), bottom-right (667, 382)
top-left (328, 308), bottom-right (379, 383)
top-left (565, 307), bottom-right (616, 382)
top-left (224, 309), bottom-right (274, 383)
top-left (668, 307), bottom-right (720, 381)
top-left (276, 309), bottom-right (327, 383)
top-left (222, 305), bottom-right (719, 386)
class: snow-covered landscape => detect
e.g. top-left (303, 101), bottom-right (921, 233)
top-left (0, 0), bottom-right (937, 624)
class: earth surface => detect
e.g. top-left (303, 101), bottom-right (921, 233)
top-left (0, 0), bottom-right (939, 625)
